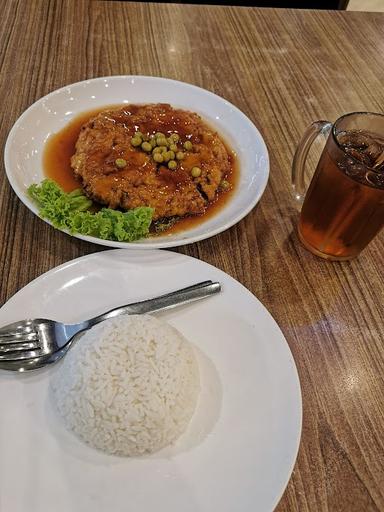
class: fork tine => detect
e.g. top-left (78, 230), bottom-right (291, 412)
top-left (0, 320), bottom-right (34, 336)
top-left (0, 333), bottom-right (38, 343)
top-left (0, 356), bottom-right (46, 372)
top-left (0, 349), bottom-right (45, 362)
top-left (0, 341), bottom-right (40, 354)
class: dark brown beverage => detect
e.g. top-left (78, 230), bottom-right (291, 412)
top-left (298, 126), bottom-right (384, 260)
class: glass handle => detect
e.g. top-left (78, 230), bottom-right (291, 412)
top-left (292, 121), bottom-right (332, 204)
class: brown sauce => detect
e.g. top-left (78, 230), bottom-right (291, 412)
top-left (44, 106), bottom-right (115, 192)
top-left (43, 106), bottom-right (238, 234)
top-left (163, 152), bottom-right (237, 235)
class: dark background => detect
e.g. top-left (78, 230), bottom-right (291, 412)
top-left (111, 0), bottom-right (350, 8)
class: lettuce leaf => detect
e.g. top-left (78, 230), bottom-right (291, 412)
top-left (28, 179), bottom-right (153, 242)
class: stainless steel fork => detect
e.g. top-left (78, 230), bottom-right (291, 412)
top-left (0, 280), bottom-right (221, 372)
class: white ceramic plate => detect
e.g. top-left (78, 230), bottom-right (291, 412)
top-left (0, 250), bottom-right (301, 512)
top-left (4, 76), bottom-right (269, 249)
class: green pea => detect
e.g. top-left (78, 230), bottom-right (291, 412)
top-left (150, 136), bottom-right (157, 147)
top-left (115, 158), bottom-right (127, 168)
top-left (184, 140), bottom-right (193, 151)
top-left (157, 137), bottom-right (168, 147)
top-left (158, 146), bottom-right (167, 153)
top-left (153, 147), bottom-right (162, 154)
top-left (170, 133), bottom-right (180, 142)
top-left (163, 151), bottom-right (171, 162)
top-left (131, 136), bottom-right (142, 147)
top-left (176, 151), bottom-right (185, 160)
top-left (220, 179), bottom-right (230, 189)
top-left (168, 160), bottom-right (177, 170)
top-left (191, 166), bottom-right (202, 178)
top-left (135, 131), bottom-right (143, 139)
top-left (153, 153), bottom-right (164, 163)
top-left (155, 132), bottom-right (165, 138)
top-left (168, 150), bottom-right (175, 160)
top-left (141, 141), bottom-right (152, 152)
top-left (169, 143), bottom-right (178, 152)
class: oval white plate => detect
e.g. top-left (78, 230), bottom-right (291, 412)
top-left (4, 76), bottom-right (269, 248)
top-left (0, 250), bottom-right (301, 512)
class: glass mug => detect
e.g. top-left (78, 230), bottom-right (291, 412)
top-left (292, 112), bottom-right (384, 261)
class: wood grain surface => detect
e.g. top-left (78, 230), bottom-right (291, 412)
top-left (1, 1), bottom-right (384, 510)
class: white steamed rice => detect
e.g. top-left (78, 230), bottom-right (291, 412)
top-left (50, 314), bottom-right (200, 456)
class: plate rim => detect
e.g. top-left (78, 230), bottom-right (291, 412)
top-left (4, 75), bottom-right (270, 249)
top-left (0, 248), bottom-right (302, 511)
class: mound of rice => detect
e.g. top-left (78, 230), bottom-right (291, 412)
top-left (50, 314), bottom-right (200, 456)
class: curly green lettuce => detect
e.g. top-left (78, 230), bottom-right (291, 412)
top-left (28, 179), bottom-right (153, 242)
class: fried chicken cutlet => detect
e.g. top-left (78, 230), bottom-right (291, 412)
top-left (70, 104), bottom-right (231, 221)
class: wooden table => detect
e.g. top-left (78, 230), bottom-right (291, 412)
top-left (1, 1), bottom-right (384, 510)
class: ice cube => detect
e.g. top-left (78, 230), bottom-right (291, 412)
top-left (337, 130), bottom-right (384, 169)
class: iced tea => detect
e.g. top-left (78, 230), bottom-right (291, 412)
top-left (295, 113), bottom-right (384, 260)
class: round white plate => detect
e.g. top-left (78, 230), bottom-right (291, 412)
top-left (4, 75), bottom-right (269, 249)
top-left (0, 250), bottom-right (301, 512)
